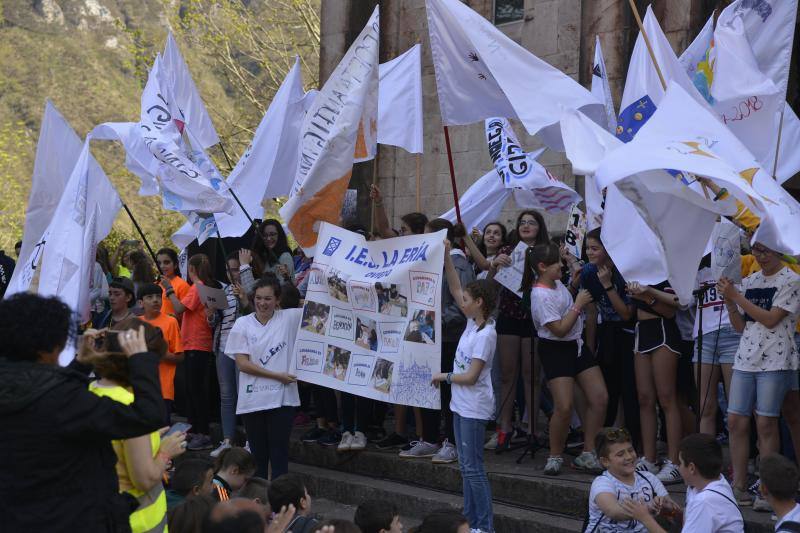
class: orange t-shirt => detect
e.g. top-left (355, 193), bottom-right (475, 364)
top-left (180, 283), bottom-right (213, 352)
top-left (142, 312), bottom-right (184, 400)
top-left (161, 275), bottom-right (190, 319)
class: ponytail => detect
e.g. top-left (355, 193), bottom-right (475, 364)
top-left (519, 243), bottom-right (561, 294)
top-left (214, 446), bottom-right (255, 474)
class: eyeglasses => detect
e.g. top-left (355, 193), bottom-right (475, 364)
top-left (519, 219), bottom-right (539, 226)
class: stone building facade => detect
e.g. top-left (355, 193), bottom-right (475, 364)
top-left (320, 0), bottom-right (799, 233)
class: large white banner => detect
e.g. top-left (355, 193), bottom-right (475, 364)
top-left (291, 223), bottom-right (445, 409)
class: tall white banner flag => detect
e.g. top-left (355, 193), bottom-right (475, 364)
top-left (280, 7), bottom-right (379, 253)
top-left (291, 223), bottom-right (445, 408)
top-left (425, 0), bottom-right (603, 149)
top-left (378, 44), bottom-right (424, 154)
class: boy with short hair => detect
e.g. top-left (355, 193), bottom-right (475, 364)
top-left (354, 499), bottom-right (403, 533)
top-left (267, 474), bottom-right (319, 533)
top-left (759, 453), bottom-right (800, 532)
top-left (138, 282), bottom-right (184, 421)
top-left (236, 477), bottom-right (271, 517)
top-left (95, 277), bottom-right (136, 328)
top-left (166, 458), bottom-right (214, 509)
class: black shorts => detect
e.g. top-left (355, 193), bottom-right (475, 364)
top-left (538, 338), bottom-right (598, 380)
top-left (634, 318), bottom-right (682, 355)
top-left (496, 315), bottom-right (535, 338)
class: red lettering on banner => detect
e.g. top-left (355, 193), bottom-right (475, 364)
top-left (721, 96), bottom-right (764, 125)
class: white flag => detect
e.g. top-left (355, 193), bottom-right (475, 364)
top-left (378, 44), bottom-right (424, 154)
top-left (440, 170), bottom-right (510, 232)
top-left (280, 7), bottom-right (380, 253)
top-left (591, 36), bottom-right (617, 134)
top-left (162, 32), bottom-right (220, 148)
top-left (425, 0), bottom-right (603, 149)
top-left (215, 57), bottom-right (312, 238)
top-left (485, 118), bottom-right (581, 212)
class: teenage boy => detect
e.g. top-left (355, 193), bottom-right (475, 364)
top-left (95, 277), bottom-right (137, 328)
top-left (139, 282), bottom-right (184, 422)
top-left (759, 453), bottom-right (800, 532)
top-left (354, 499), bottom-right (404, 533)
top-left (166, 458), bottom-right (214, 509)
top-left (267, 474), bottom-right (319, 533)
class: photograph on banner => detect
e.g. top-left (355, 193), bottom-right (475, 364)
top-left (564, 204), bottom-right (586, 259)
top-left (291, 222), bottom-right (445, 409)
top-left (493, 240), bottom-right (528, 298)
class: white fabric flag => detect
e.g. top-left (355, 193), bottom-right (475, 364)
top-left (91, 121), bottom-right (161, 196)
top-left (280, 7), bottom-right (380, 253)
top-left (425, 0), bottom-right (603, 150)
top-left (162, 32), bottom-right (220, 148)
top-left (215, 57), bottom-right (312, 238)
top-left (378, 44), bottom-right (424, 154)
top-left (591, 36), bottom-right (617, 134)
top-left (440, 170), bottom-right (510, 232)
top-left (485, 118), bottom-right (581, 212)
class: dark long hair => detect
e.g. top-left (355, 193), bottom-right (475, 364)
top-left (478, 221), bottom-right (508, 256)
top-left (251, 219), bottom-right (291, 275)
top-left (519, 243), bottom-right (561, 293)
top-left (129, 250), bottom-right (156, 283)
top-left (512, 210), bottom-right (549, 247)
top-left (188, 253), bottom-right (220, 288)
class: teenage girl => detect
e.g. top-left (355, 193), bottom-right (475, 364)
top-left (522, 243), bottom-right (608, 475)
top-left (211, 447), bottom-right (256, 501)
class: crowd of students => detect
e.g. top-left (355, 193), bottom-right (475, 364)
top-left (3, 186), bottom-right (800, 532)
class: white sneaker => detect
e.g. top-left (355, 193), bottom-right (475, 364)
top-left (350, 431), bottom-right (367, 451)
top-left (209, 439), bottom-right (232, 458)
top-left (572, 451), bottom-right (602, 473)
top-left (544, 455), bottom-right (564, 475)
top-left (656, 460), bottom-right (683, 485)
top-left (338, 431), bottom-right (354, 452)
top-left (431, 439), bottom-right (458, 464)
top-left (399, 440), bottom-right (440, 458)
top-left (635, 457), bottom-right (659, 474)
top-left (484, 432), bottom-right (498, 450)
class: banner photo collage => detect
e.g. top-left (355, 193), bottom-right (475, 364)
top-left (291, 222), bottom-right (445, 409)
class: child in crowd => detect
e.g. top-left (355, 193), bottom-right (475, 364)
top-left (354, 499), bottom-right (403, 533)
top-left (235, 477), bottom-right (271, 514)
top-left (585, 427), bottom-right (675, 532)
top-left (268, 474), bottom-right (320, 533)
top-left (759, 454), bottom-right (800, 531)
top-left (166, 458), bottom-right (214, 510)
top-left (718, 241), bottom-right (800, 507)
top-left (522, 243), bottom-right (607, 475)
top-left (211, 447), bottom-right (256, 502)
top-left (167, 495), bottom-right (216, 533)
top-left (432, 241), bottom-right (498, 532)
top-left (95, 276), bottom-right (137, 328)
top-left (410, 510), bottom-right (469, 533)
top-left (138, 282), bottom-right (184, 423)
top-left (156, 247), bottom-right (190, 319)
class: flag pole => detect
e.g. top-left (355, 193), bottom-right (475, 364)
top-left (218, 140), bottom-right (235, 171)
top-left (121, 202), bottom-right (159, 265)
top-left (370, 150), bottom-right (380, 234)
top-left (626, 0), bottom-right (667, 91)
top-left (771, 110), bottom-right (785, 180)
top-left (443, 126), bottom-right (463, 224)
top-left (415, 153), bottom-right (422, 212)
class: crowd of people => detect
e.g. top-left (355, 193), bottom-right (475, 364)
top-left (3, 181), bottom-right (800, 533)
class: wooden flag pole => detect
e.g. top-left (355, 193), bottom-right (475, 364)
top-left (771, 110), bottom-right (786, 180)
top-left (370, 150), bottom-right (380, 234)
top-left (415, 153), bottom-right (422, 212)
top-left (443, 126), bottom-right (463, 224)
top-left (626, 0), bottom-right (667, 91)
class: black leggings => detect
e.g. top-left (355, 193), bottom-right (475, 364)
top-left (311, 385), bottom-right (338, 424)
top-left (242, 406), bottom-right (295, 479)
top-left (598, 324), bottom-right (641, 449)
top-left (184, 350), bottom-right (213, 435)
top-left (420, 341), bottom-right (458, 444)
top-left (341, 393), bottom-right (372, 433)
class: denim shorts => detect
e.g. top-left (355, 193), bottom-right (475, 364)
top-left (728, 369), bottom-right (795, 417)
top-left (692, 327), bottom-right (741, 365)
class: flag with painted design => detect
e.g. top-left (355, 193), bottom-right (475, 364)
top-left (485, 117), bottom-right (581, 212)
top-left (279, 6), bottom-right (380, 254)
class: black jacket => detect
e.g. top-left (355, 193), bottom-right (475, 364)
top-left (0, 352), bottom-right (165, 532)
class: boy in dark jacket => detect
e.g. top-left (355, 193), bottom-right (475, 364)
top-left (0, 293), bottom-right (165, 532)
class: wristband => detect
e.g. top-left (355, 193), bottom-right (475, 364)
top-left (446, 372), bottom-right (453, 385)
top-left (603, 285), bottom-right (614, 291)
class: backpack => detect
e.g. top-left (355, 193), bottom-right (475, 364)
top-left (287, 515), bottom-right (321, 533)
top-left (583, 471), bottom-right (656, 533)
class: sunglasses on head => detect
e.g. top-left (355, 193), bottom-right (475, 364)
top-left (600, 427), bottom-right (630, 442)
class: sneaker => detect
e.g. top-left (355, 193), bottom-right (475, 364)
top-left (209, 439), bottom-right (232, 458)
top-left (301, 427), bottom-right (327, 443)
top-left (375, 432), bottom-right (409, 450)
top-left (573, 451), bottom-right (602, 473)
top-left (733, 486), bottom-right (753, 507)
top-left (544, 455), bottom-right (564, 475)
top-left (399, 440), bottom-right (440, 458)
top-left (350, 431), bottom-right (367, 451)
top-left (338, 431), bottom-right (353, 452)
top-left (495, 430), bottom-right (512, 454)
top-left (484, 432), bottom-right (499, 450)
top-left (635, 457), bottom-right (659, 475)
top-left (656, 460), bottom-right (683, 485)
top-left (187, 434), bottom-right (213, 451)
top-left (432, 439), bottom-right (458, 464)
top-left (753, 494), bottom-right (772, 512)
top-left (318, 430), bottom-right (342, 447)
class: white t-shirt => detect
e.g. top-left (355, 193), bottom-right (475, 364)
top-left (224, 309), bottom-right (303, 414)
top-left (450, 319), bottom-right (496, 421)
top-left (734, 267), bottom-right (800, 372)
top-left (531, 281), bottom-right (582, 342)
top-left (586, 471), bottom-right (668, 533)
top-left (777, 503), bottom-right (800, 531)
top-left (683, 476), bottom-right (743, 533)
top-left (693, 266), bottom-right (732, 338)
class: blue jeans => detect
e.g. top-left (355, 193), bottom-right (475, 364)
top-left (728, 369), bottom-right (795, 417)
top-left (216, 353), bottom-right (238, 440)
top-left (453, 412), bottom-right (493, 532)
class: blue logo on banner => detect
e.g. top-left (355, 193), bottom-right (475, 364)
top-left (616, 95), bottom-right (656, 143)
top-left (322, 237), bottom-right (342, 257)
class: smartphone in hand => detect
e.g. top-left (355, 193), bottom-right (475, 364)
top-left (165, 422), bottom-right (191, 437)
